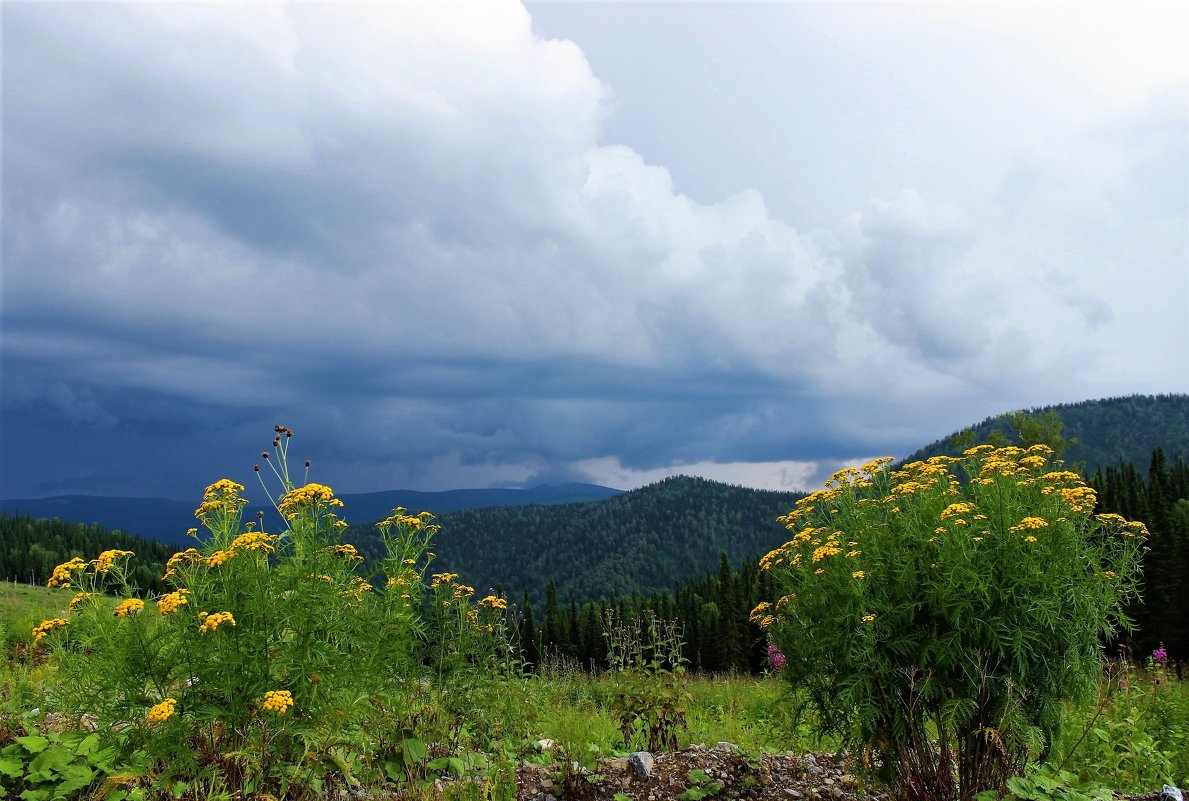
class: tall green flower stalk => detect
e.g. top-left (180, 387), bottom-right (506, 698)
top-left (32, 428), bottom-right (512, 799)
top-left (761, 445), bottom-right (1146, 801)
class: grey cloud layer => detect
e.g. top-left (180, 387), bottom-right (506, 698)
top-left (2, 2), bottom-right (1185, 498)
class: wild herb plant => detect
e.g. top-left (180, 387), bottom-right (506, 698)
top-left (604, 610), bottom-right (690, 751)
top-left (760, 445), bottom-right (1146, 801)
top-left (30, 428), bottom-right (511, 800)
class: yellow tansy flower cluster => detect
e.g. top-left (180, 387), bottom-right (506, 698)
top-left (331, 544), bottom-right (361, 560)
top-left (164, 548), bottom-right (203, 578)
top-left (229, 532), bottom-right (278, 555)
top-left (278, 483), bottom-right (343, 519)
top-left (198, 611), bottom-right (236, 633)
top-left (749, 602), bottom-right (776, 629)
top-left (114, 598), bottom-right (145, 618)
top-left (157, 589), bottom-right (191, 615)
top-left (47, 557), bottom-right (86, 588)
top-left (1010, 517), bottom-right (1049, 532)
top-left (68, 592), bottom-right (92, 611)
top-left (479, 595), bottom-right (507, 611)
top-left (940, 502), bottom-right (975, 520)
top-left (146, 698), bottom-right (176, 723)
top-left (431, 572), bottom-right (459, 587)
top-left (32, 618), bottom-right (68, 643)
top-left (95, 549), bottom-right (134, 573)
top-left (261, 690), bottom-right (293, 715)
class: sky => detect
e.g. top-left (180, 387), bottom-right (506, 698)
top-left (2, 1), bottom-right (1187, 501)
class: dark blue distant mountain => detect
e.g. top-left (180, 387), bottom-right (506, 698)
top-left (0, 483), bottom-right (622, 547)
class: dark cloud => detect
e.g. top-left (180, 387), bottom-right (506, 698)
top-left (2, 3), bottom-right (1185, 499)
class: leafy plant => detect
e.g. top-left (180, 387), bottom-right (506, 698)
top-left (680, 768), bottom-right (723, 801)
top-left (0, 730), bottom-right (121, 801)
top-left (604, 611), bottom-right (690, 752)
top-left (762, 446), bottom-right (1146, 801)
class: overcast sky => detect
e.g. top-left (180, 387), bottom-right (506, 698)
top-left (2, 1), bottom-right (1186, 502)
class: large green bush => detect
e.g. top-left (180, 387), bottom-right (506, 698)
top-left (760, 446), bottom-right (1146, 801)
top-left (29, 430), bottom-right (510, 800)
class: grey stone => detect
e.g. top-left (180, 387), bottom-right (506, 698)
top-left (1161, 787), bottom-right (1182, 801)
top-left (629, 751), bottom-right (656, 779)
top-left (783, 791), bottom-right (803, 799)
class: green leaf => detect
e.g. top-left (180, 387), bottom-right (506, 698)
top-left (14, 737), bottom-right (48, 755)
top-left (398, 738), bottom-right (426, 764)
top-left (0, 758), bottom-right (24, 779)
top-left (19, 790), bottom-right (50, 801)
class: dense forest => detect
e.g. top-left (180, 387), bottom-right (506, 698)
top-left (0, 515), bottom-right (174, 595)
top-left (346, 474), bottom-right (804, 605)
top-left (905, 393), bottom-right (1189, 473)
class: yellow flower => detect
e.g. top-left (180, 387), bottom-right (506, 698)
top-left (749, 602), bottom-right (772, 623)
top-left (331, 544), bottom-right (361, 560)
top-left (278, 483), bottom-right (343, 519)
top-left (147, 698), bottom-right (176, 723)
top-left (68, 592), bottom-right (92, 611)
top-left (205, 550), bottom-right (231, 568)
top-left (229, 532), bottom-right (277, 555)
top-left (431, 572), bottom-right (459, 587)
top-left (1023, 535), bottom-right (1038, 543)
top-left (940, 502), bottom-right (975, 520)
top-left (814, 568), bottom-right (825, 575)
top-left (261, 690), bottom-right (293, 716)
top-left (198, 611), bottom-right (236, 633)
top-left (164, 548), bottom-right (203, 577)
top-left (47, 557), bottom-right (87, 588)
top-left (861, 614), bottom-right (876, 623)
top-left (479, 595), bottom-right (507, 611)
top-left (32, 618), bottom-right (68, 643)
top-left (1010, 517), bottom-right (1049, 532)
top-left (94, 549), bottom-right (134, 573)
top-left (157, 590), bottom-right (190, 615)
top-left (114, 598), bottom-right (145, 618)
top-left (852, 571), bottom-right (865, 579)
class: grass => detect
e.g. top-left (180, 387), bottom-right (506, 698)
top-left (3, 581), bottom-right (1188, 800)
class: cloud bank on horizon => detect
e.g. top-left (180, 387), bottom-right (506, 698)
top-left (2, 1), bottom-right (1186, 500)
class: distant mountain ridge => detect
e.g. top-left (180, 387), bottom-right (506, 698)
top-left (0, 483), bottom-right (622, 546)
top-left (903, 394), bottom-right (1189, 472)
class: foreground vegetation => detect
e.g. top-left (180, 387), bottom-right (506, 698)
top-left (3, 428), bottom-right (1187, 801)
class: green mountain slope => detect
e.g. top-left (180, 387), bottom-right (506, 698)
top-left (346, 475), bottom-right (804, 604)
top-left (0, 514), bottom-right (174, 594)
top-left (904, 394), bottom-right (1189, 470)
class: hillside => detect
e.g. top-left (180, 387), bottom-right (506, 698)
top-left (0, 483), bottom-right (621, 546)
top-left (904, 394), bottom-right (1189, 471)
top-left (345, 475), bottom-right (804, 604)
top-left (0, 514), bottom-right (174, 593)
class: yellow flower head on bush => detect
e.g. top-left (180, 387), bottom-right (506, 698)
top-left (114, 598), bottom-right (145, 618)
top-left (198, 611), bottom-right (236, 633)
top-left (32, 618), bottom-right (68, 643)
top-left (229, 532), bottom-right (278, 556)
top-left (195, 479), bottom-right (248, 520)
top-left (479, 595), bottom-right (507, 611)
top-left (1010, 517), bottom-right (1049, 532)
top-left (68, 592), bottom-right (92, 611)
top-left (331, 543), bottom-right (361, 560)
top-left (147, 698), bottom-right (176, 723)
top-left (164, 548), bottom-right (203, 578)
top-left (278, 483), bottom-right (343, 520)
top-left (94, 549), bottom-right (134, 573)
top-left (157, 589), bottom-right (191, 615)
top-left (47, 557), bottom-right (87, 588)
top-left (205, 550), bottom-right (231, 568)
top-left (431, 572), bottom-right (459, 587)
top-left (261, 690), bottom-right (293, 716)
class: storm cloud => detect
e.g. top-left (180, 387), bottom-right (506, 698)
top-left (2, 2), bottom-right (1186, 500)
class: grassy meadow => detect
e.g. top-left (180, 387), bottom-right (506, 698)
top-left (3, 441), bottom-right (1188, 801)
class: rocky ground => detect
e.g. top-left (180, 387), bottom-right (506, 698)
top-left (515, 744), bottom-right (885, 801)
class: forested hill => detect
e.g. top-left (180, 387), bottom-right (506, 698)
top-left (904, 394), bottom-right (1189, 470)
top-left (348, 475), bottom-right (804, 605)
top-left (0, 515), bottom-right (173, 594)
